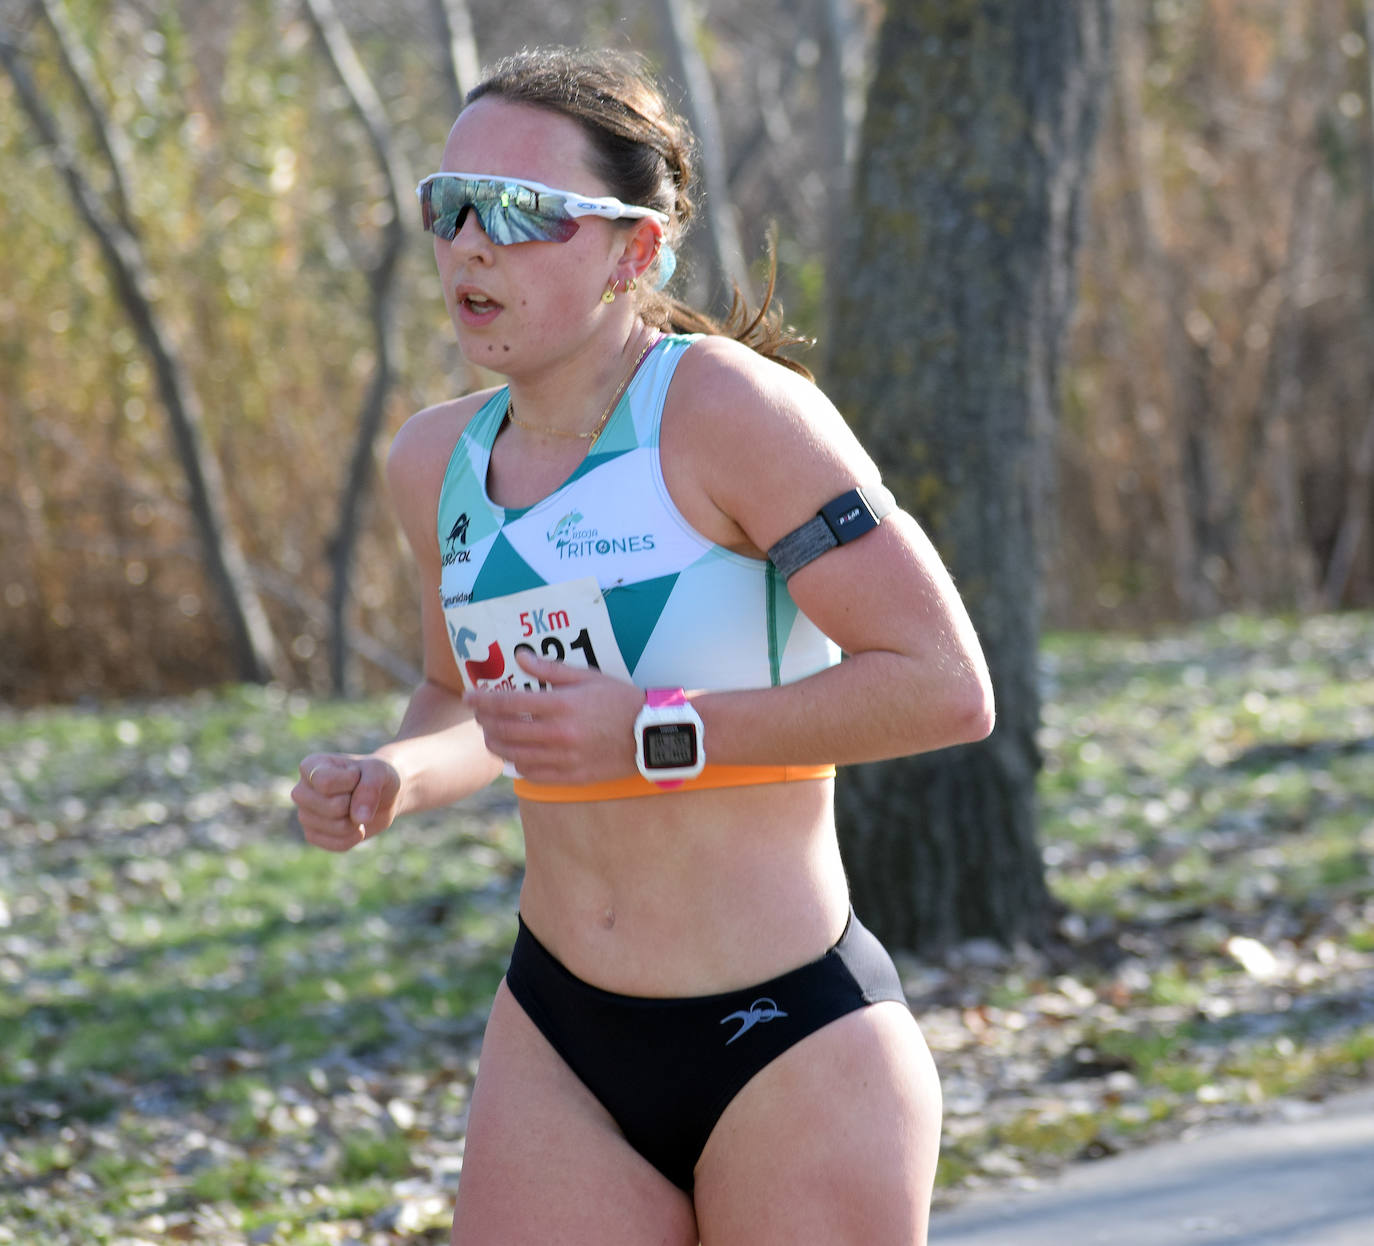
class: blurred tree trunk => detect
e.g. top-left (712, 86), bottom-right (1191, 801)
top-left (828, 0), bottom-right (1114, 955)
top-left (303, 0), bottom-right (411, 697)
top-left (816, 0), bottom-right (865, 329)
top-left (649, 0), bottom-right (750, 306)
top-left (1252, 168), bottom-right (1325, 613)
top-left (1109, 9), bottom-right (1223, 617)
top-left (1320, 0), bottom-right (1374, 608)
top-left (430, 0), bottom-right (481, 121)
top-left (1, 8), bottom-right (284, 685)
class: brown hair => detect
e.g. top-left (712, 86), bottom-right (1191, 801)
top-left (466, 47), bottom-right (814, 379)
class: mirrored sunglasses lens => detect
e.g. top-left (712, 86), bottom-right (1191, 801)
top-left (484, 209), bottom-right (580, 246)
top-left (422, 179), bottom-right (478, 240)
top-left (423, 178), bottom-right (580, 245)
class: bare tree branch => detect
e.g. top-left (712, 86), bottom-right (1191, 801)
top-left (649, 0), bottom-right (750, 302)
top-left (429, 0), bottom-right (480, 121)
top-left (301, 0), bottom-right (411, 696)
top-left (249, 562), bottom-right (422, 687)
top-left (1110, 8), bottom-right (1223, 617)
top-left (1229, 161), bottom-right (1323, 612)
top-left (1319, 0), bottom-right (1374, 608)
top-left (301, 0), bottom-right (411, 212)
top-left (725, 53), bottom-right (801, 187)
top-left (0, 26), bottom-right (284, 685)
top-left (32, 0), bottom-right (135, 229)
top-left (816, 0), bottom-right (863, 309)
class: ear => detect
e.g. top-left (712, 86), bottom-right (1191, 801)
top-left (611, 217), bottom-right (665, 287)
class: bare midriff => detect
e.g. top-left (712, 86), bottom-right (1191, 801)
top-left (515, 777), bottom-right (851, 998)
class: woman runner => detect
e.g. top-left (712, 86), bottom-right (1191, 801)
top-left (292, 45), bottom-right (994, 1246)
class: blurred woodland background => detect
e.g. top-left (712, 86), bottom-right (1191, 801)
top-left (2, 0), bottom-right (1373, 707)
top-left (1, 17), bottom-right (1371, 1221)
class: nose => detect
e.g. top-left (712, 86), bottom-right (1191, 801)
top-left (446, 206), bottom-right (492, 252)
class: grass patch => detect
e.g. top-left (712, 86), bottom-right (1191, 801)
top-left (4, 611), bottom-right (1372, 1232)
top-left (932, 611), bottom-right (1374, 1195)
top-left (0, 686), bottom-right (518, 1242)
top-left (339, 1130), bottom-right (415, 1183)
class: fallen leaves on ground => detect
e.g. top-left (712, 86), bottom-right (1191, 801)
top-left (1, 612), bottom-right (1371, 1240)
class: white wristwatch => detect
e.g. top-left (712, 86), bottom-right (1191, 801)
top-left (634, 688), bottom-right (705, 788)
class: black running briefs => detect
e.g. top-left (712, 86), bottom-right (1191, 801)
top-left (503, 908), bottom-right (908, 1192)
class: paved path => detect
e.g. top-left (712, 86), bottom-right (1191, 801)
top-left (930, 1088), bottom-right (1374, 1245)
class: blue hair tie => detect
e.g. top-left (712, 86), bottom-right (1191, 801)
top-left (653, 243), bottom-right (677, 290)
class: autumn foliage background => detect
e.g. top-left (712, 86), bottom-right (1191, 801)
top-left (2, 0), bottom-right (1373, 707)
top-left (2, 5), bottom-right (1373, 1238)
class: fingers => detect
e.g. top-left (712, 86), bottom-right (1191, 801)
top-left (464, 651), bottom-right (587, 721)
top-left (513, 649), bottom-right (579, 683)
top-left (463, 687), bottom-right (547, 734)
top-left (470, 709), bottom-right (556, 766)
top-left (292, 756), bottom-right (366, 852)
top-left (299, 820), bottom-right (368, 854)
top-left (463, 659), bottom-right (644, 783)
top-left (347, 765), bottom-right (393, 828)
top-left (292, 754), bottom-right (403, 852)
top-left (299, 758), bottom-right (361, 797)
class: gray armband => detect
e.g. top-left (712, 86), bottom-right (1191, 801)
top-left (767, 485), bottom-right (897, 581)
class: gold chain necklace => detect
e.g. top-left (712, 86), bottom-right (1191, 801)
top-left (506, 335), bottom-right (658, 447)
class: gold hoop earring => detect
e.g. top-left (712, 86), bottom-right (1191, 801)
top-left (602, 284), bottom-right (616, 304)
top-left (628, 278), bottom-right (638, 293)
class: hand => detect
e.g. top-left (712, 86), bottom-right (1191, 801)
top-left (292, 753), bottom-right (401, 852)
top-left (463, 650), bottom-right (644, 785)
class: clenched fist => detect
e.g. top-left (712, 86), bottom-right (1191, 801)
top-left (291, 754), bottom-right (400, 852)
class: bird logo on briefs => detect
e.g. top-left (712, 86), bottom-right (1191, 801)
top-left (720, 998), bottom-right (788, 1045)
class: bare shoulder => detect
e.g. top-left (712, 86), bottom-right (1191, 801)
top-left (667, 335), bottom-right (827, 430)
top-left (387, 388), bottom-right (501, 482)
top-left (663, 336), bottom-right (882, 550)
top-left (386, 388), bottom-right (501, 556)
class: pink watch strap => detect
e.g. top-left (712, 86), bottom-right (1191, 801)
top-left (643, 689), bottom-right (691, 789)
top-left (646, 688), bottom-right (688, 707)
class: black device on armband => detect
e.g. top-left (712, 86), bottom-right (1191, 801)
top-left (767, 484), bottom-right (897, 581)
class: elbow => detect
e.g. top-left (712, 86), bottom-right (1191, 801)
top-left (945, 667), bottom-right (996, 746)
top-left (967, 683), bottom-right (997, 743)
top-left (880, 652), bottom-right (997, 758)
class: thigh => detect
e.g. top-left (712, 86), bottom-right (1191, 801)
top-left (693, 1001), bottom-right (942, 1246)
top-left (450, 980), bottom-right (700, 1246)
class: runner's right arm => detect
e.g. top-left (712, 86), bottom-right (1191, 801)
top-left (292, 398), bottom-right (504, 852)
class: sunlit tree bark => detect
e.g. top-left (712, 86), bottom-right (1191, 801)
top-left (1320, 0), bottom-right (1374, 608)
top-left (828, 0), bottom-right (1114, 954)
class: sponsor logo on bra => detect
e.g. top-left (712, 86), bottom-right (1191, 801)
top-left (548, 511), bottom-right (585, 542)
top-left (544, 511), bottom-right (657, 559)
top-left (442, 513), bottom-right (473, 567)
top-left (554, 531), bottom-right (656, 560)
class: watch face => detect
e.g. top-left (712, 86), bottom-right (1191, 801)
top-left (642, 723), bottom-right (698, 770)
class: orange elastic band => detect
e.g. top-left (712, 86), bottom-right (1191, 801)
top-left (513, 762), bottom-right (835, 804)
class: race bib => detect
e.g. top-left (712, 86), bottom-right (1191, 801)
top-left (443, 577), bottom-right (631, 693)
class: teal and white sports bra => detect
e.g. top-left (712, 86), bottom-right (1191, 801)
top-left (437, 334), bottom-right (840, 691)
top-left (435, 334), bottom-right (841, 800)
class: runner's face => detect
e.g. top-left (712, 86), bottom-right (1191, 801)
top-left (433, 97), bottom-right (627, 370)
